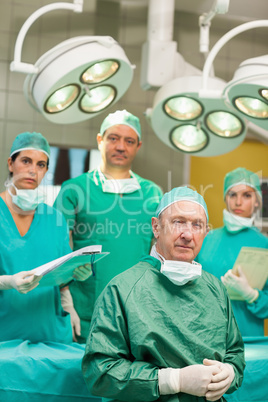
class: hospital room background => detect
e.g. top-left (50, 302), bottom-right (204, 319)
top-left (0, 0), bottom-right (267, 334)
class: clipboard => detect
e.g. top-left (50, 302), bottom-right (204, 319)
top-left (31, 245), bottom-right (109, 287)
top-left (227, 247), bottom-right (268, 300)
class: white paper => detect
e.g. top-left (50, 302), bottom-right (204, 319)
top-left (31, 245), bottom-right (109, 287)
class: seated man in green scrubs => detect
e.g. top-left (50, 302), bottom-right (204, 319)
top-left (82, 187), bottom-right (245, 402)
top-left (54, 110), bottom-right (162, 343)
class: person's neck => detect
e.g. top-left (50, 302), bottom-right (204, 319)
top-left (99, 163), bottom-right (131, 180)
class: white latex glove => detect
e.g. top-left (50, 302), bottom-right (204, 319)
top-left (60, 287), bottom-right (81, 342)
top-left (180, 364), bottom-right (221, 397)
top-left (204, 359), bottom-right (235, 401)
top-left (0, 271), bottom-right (42, 294)
top-left (221, 266), bottom-right (259, 303)
top-left (158, 364), bottom-right (221, 396)
top-left (73, 264), bottom-right (92, 281)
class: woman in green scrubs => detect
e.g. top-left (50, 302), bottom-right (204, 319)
top-left (197, 167), bottom-right (268, 337)
top-left (0, 132), bottom-right (93, 401)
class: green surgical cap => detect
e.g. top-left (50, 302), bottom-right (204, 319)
top-left (100, 110), bottom-right (141, 139)
top-left (224, 167), bottom-right (262, 201)
top-left (10, 132), bottom-right (50, 158)
top-left (156, 187), bottom-right (209, 221)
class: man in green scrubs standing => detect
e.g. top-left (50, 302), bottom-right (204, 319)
top-left (54, 110), bottom-right (163, 343)
top-left (82, 187), bottom-right (245, 402)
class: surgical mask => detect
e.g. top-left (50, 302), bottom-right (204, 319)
top-left (8, 183), bottom-right (45, 211)
top-left (98, 168), bottom-right (141, 194)
top-left (150, 244), bottom-right (202, 286)
top-left (223, 209), bottom-right (254, 233)
top-left (161, 260), bottom-right (202, 286)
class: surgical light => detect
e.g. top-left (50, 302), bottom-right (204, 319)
top-left (10, 2), bottom-right (134, 124)
top-left (142, 0), bottom-right (268, 155)
top-left (146, 75), bottom-right (246, 156)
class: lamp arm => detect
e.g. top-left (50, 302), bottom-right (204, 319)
top-left (199, 0), bottom-right (229, 53)
top-left (202, 19), bottom-right (268, 90)
top-left (10, 0), bottom-right (83, 74)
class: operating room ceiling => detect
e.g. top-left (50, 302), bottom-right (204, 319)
top-left (119, 0), bottom-right (268, 21)
top-left (173, 0), bottom-right (268, 21)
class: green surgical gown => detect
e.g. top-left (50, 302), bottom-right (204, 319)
top-left (82, 256), bottom-right (245, 402)
top-left (197, 226), bottom-right (268, 337)
top-left (54, 169), bottom-right (162, 342)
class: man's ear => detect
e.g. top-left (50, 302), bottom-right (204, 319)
top-left (7, 157), bottom-right (13, 173)
top-left (96, 133), bottom-right (103, 150)
top-left (205, 223), bottom-right (211, 237)
top-left (137, 140), bottom-right (142, 151)
top-left (151, 217), bottom-right (160, 239)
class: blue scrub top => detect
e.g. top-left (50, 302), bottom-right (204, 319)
top-left (197, 225), bottom-right (268, 337)
top-left (0, 199), bottom-right (72, 343)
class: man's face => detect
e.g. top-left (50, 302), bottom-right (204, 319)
top-left (152, 201), bottom-right (209, 263)
top-left (97, 124), bottom-right (141, 171)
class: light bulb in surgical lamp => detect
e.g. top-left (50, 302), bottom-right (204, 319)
top-left (170, 124), bottom-right (208, 153)
top-left (45, 84), bottom-right (80, 113)
top-left (81, 60), bottom-right (119, 84)
top-left (164, 96), bottom-right (203, 121)
top-left (234, 97), bottom-right (268, 119)
top-left (206, 111), bottom-right (244, 137)
top-left (261, 89), bottom-right (268, 100)
top-left (80, 85), bottom-right (116, 113)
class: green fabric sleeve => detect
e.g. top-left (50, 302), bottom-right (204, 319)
top-left (82, 284), bottom-right (160, 401)
top-left (224, 290), bottom-right (245, 394)
top-left (246, 280), bottom-right (268, 319)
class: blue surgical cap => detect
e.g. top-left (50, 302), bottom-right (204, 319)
top-left (10, 132), bottom-right (50, 158)
top-left (156, 187), bottom-right (209, 221)
top-left (100, 110), bottom-right (141, 139)
top-left (224, 167), bottom-right (262, 202)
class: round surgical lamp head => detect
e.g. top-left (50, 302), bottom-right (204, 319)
top-left (24, 36), bottom-right (134, 124)
top-left (224, 55), bottom-right (268, 130)
top-left (146, 76), bottom-right (247, 156)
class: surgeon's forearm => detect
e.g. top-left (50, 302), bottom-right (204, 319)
top-left (82, 354), bottom-right (159, 401)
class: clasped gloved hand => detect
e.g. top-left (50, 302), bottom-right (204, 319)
top-left (73, 263), bottom-right (92, 281)
top-left (221, 266), bottom-right (259, 303)
top-left (158, 364), bottom-right (221, 396)
top-left (0, 271), bottom-right (42, 294)
top-left (204, 358), bottom-right (235, 401)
